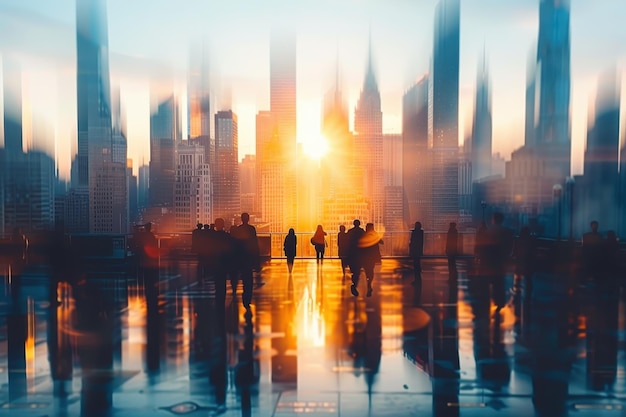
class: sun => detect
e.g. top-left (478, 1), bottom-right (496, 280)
top-left (301, 135), bottom-right (329, 160)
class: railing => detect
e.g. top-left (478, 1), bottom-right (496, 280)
top-left (149, 231), bottom-right (478, 259)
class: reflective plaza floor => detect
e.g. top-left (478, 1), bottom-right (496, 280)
top-left (1, 257), bottom-right (626, 416)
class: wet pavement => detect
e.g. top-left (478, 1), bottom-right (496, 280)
top-left (0, 257), bottom-right (625, 416)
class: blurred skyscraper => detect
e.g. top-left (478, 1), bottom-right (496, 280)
top-left (214, 110), bottom-right (241, 224)
top-left (188, 42), bottom-right (214, 174)
top-left (2, 58), bottom-right (56, 233)
top-left (354, 37), bottom-right (384, 228)
top-left (470, 57), bottom-right (492, 182)
top-left (149, 94), bottom-right (180, 208)
top-left (533, 0), bottom-right (571, 179)
top-left (262, 29), bottom-right (297, 231)
top-left (320, 69), bottom-right (367, 230)
top-left (402, 77), bottom-right (430, 229)
top-left (3, 59), bottom-right (22, 157)
top-left (173, 141), bottom-right (211, 231)
top-left (582, 71), bottom-right (621, 231)
top-left (430, 0), bottom-right (460, 230)
top-left (239, 155), bottom-right (257, 214)
top-left (75, 0), bottom-right (127, 233)
top-left (138, 164), bottom-right (149, 210)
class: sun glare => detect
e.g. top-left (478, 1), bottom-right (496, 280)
top-left (301, 135), bottom-right (329, 160)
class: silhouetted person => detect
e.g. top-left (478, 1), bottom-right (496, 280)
top-left (409, 221), bottom-right (424, 282)
top-left (484, 213), bottom-right (513, 314)
top-left (311, 224), bottom-right (328, 263)
top-left (283, 228), bottom-right (297, 274)
top-left (358, 223), bottom-right (382, 297)
top-left (582, 220), bottom-right (604, 283)
top-left (231, 213), bottom-right (260, 313)
top-left (337, 225), bottom-right (349, 275)
top-left (446, 222), bottom-right (458, 279)
top-left (347, 219), bottom-right (365, 296)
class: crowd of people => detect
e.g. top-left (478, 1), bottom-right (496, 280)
top-left (130, 212), bottom-right (623, 314)
top-left (135, 213), bottom-right (260, 314)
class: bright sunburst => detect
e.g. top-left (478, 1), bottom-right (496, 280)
top-left (301, 135), bottom-right (329, 160)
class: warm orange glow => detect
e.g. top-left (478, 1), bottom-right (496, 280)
top-left (301, 135), bottom-right (329, 160)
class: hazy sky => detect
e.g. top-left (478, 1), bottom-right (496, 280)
top-left (0, 0), bottom-right (625, 178)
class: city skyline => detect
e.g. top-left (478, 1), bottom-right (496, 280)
top-left (0, 1), bottom-right (625, 180)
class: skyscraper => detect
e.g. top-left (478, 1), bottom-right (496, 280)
top-left (173, 141), bottom-right (211, 231)
top-left (535, 0), bottom-right (571, 178)
top-left (430, 0), bottom-right (460, 230)
top-left (149, 94), bottom-right (180, 207)
top-left (2, 58), bottom-right (56, 233)
top-left (214, 110), bottom-right (240, 224)
top-left (320, 68), bottom-right (365, 231)
top-left (471, 57), bottom-right (492, 182)
top-left (270, 28), bottom-right (297, 229)
top-left (76, 0), bottom-right (126, 233)
top-left (3, 58), bottom-right (22, 157)
top-left (402, 77), bottom-right (430, 228)
top-left (354, 37), bottom-right (383, 227)
top-left (188, 42), bottom-right (213, 173)
top-left (582, 71), bottom-right (621, 230)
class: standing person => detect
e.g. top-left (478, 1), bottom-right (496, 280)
top-left (347, 219), bottom-right (365, 296)
top-left (337, 225), bottom-right (349, 276)
top-left (231, 213), bottom-right (260, 313)
top-left (582, 220), bottom-right (604, 283)
top-left (283, 228), bottom-right (297, 274)
top-left (359, 223), bottom-right (383, 297)
top-left (409, 222), bottom-right (424, 285)
top-left (446, 222), bottom-right (459, 278)
top-left (311, 225), bottom-right (328, 263)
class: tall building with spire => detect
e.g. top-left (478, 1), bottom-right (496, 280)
top-left (354, 36), bottom-right (383, 228)
top-left (430, 0), bottom-right (460, 230)
top-left (534, 0), bottom-right (571, 179)
top-left (320, 64), bottom-right (367, 229)
top-left (471, 56), bottom-right (492, 182)
top-left (75, 0), bottom-right (126, 233)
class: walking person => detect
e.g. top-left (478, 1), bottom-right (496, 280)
top-left (446, 222), bottom-right (459, 279)
top-left (311, 225), bottom-right (328, 263)
top-left (337, 225), bottom-right (349, 277)
top-left (283, 228), bottom-right (297, 274)
top-left (359, 223), bottom-right (383, 297)
top-left (347, 219), bottom-right (365, 296)
top-left (409, 222), bottom-right (424, 284)
top-left (230, 213), bottom-right (260, 313)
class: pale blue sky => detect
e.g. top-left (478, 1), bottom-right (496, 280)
top-left (0, 0), bottom-right (625, 178)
